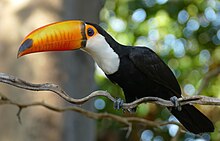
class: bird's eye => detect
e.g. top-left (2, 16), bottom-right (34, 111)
top-left (87, 28), bottom-right (94, 36)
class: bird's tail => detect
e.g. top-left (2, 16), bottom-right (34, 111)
top-left (170, 104), bottom-right (214, 134)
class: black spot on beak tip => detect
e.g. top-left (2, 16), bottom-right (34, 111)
top-left (17, 38), bottom-right (33, 58)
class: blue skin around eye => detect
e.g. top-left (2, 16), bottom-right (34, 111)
top-left (88, 28), bottom-right (94, 36)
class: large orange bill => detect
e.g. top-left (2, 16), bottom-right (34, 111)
top-left (17, 20), bottom-right (87, 58)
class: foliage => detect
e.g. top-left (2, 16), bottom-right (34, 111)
top-left (95, 0), bottom-right (220, 140)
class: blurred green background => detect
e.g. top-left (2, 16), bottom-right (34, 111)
top-left (95, 0), bottom-right (220, 140)
top-left (0, 0), bottom-right (220, 141)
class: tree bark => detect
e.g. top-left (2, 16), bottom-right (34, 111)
top-left (59, 0), bottom-right (102, 141)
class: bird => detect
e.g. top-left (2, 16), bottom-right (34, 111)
top-left (17, 20), bottom-right (214, 134)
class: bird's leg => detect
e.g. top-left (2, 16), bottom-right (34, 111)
top-left (114, 98), bottom-right (124, 110)
top-left (170, 96), bottom-right (182, 111)
top-left (114, 98), bottom-right (136, 114)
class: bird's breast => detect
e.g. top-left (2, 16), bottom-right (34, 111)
top-left (107, 57), bottom-right (154, 101)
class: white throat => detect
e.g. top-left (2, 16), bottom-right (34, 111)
top-left (81, 34), bottom-right (120, 75)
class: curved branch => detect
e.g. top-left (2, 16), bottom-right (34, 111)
top-left (122, 95), bottom-right (220, 109)
top-left (0, 95), bottom-right (186, 137)
top-left (1, 72), bottom-right (219, 138)
top-left (0, 73), bottom-right (115, 104)
top-left (1, 73), bottom-right (220, 110)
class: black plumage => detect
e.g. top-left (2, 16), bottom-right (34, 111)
top-left (90, 23), bottom-right (214, 134)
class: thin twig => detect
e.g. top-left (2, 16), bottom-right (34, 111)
top-left (196, 67), bottom-right (220, 95)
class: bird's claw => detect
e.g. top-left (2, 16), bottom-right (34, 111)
top-left (114, 98), bottom-right (124, 110)
top-left (127, 108), bottom-right (136, 114)
top-left (170, 96), bottom-right (182, 111)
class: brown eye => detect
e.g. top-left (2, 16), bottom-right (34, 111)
top-left (87, 28), bottom-right (94, 36)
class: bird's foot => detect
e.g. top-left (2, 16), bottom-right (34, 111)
top-left (170, 96), bottom-right (182, 111)
top-left (114, 98), bottom-right (124, 110)
top-left (126, 108), bottom-right (136, 114)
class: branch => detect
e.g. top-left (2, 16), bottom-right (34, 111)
top-left (123, 95), bottom-right (220, 109)
top-left (0, 73), bottom-right (115, 104)
top-left (0, 72), bottom-right (218, 138)
top-left (1, 73), bottom-right (220, 110)
top-left (0, 93), bottom-right (186, 137)
top-left (196, 67), bottom-right (220, 95)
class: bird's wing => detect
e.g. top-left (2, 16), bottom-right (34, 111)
top-left (129, 47), bottom-right (181, 97)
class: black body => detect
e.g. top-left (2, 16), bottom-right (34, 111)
top-left (90, 23), bottom-right (214, 134)
top-left (108, 46), bottom-right (180, 102)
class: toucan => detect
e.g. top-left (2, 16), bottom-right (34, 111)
top-left (17, 20), bottom-right (214, 134)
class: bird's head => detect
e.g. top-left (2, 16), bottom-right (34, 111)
top-left (17, 20), bottom-right (106, 57)
top-left (17, 20), bottom-right (120, 74)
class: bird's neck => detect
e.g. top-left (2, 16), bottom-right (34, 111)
top-left (81, 34), bottom-right (120, 75)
